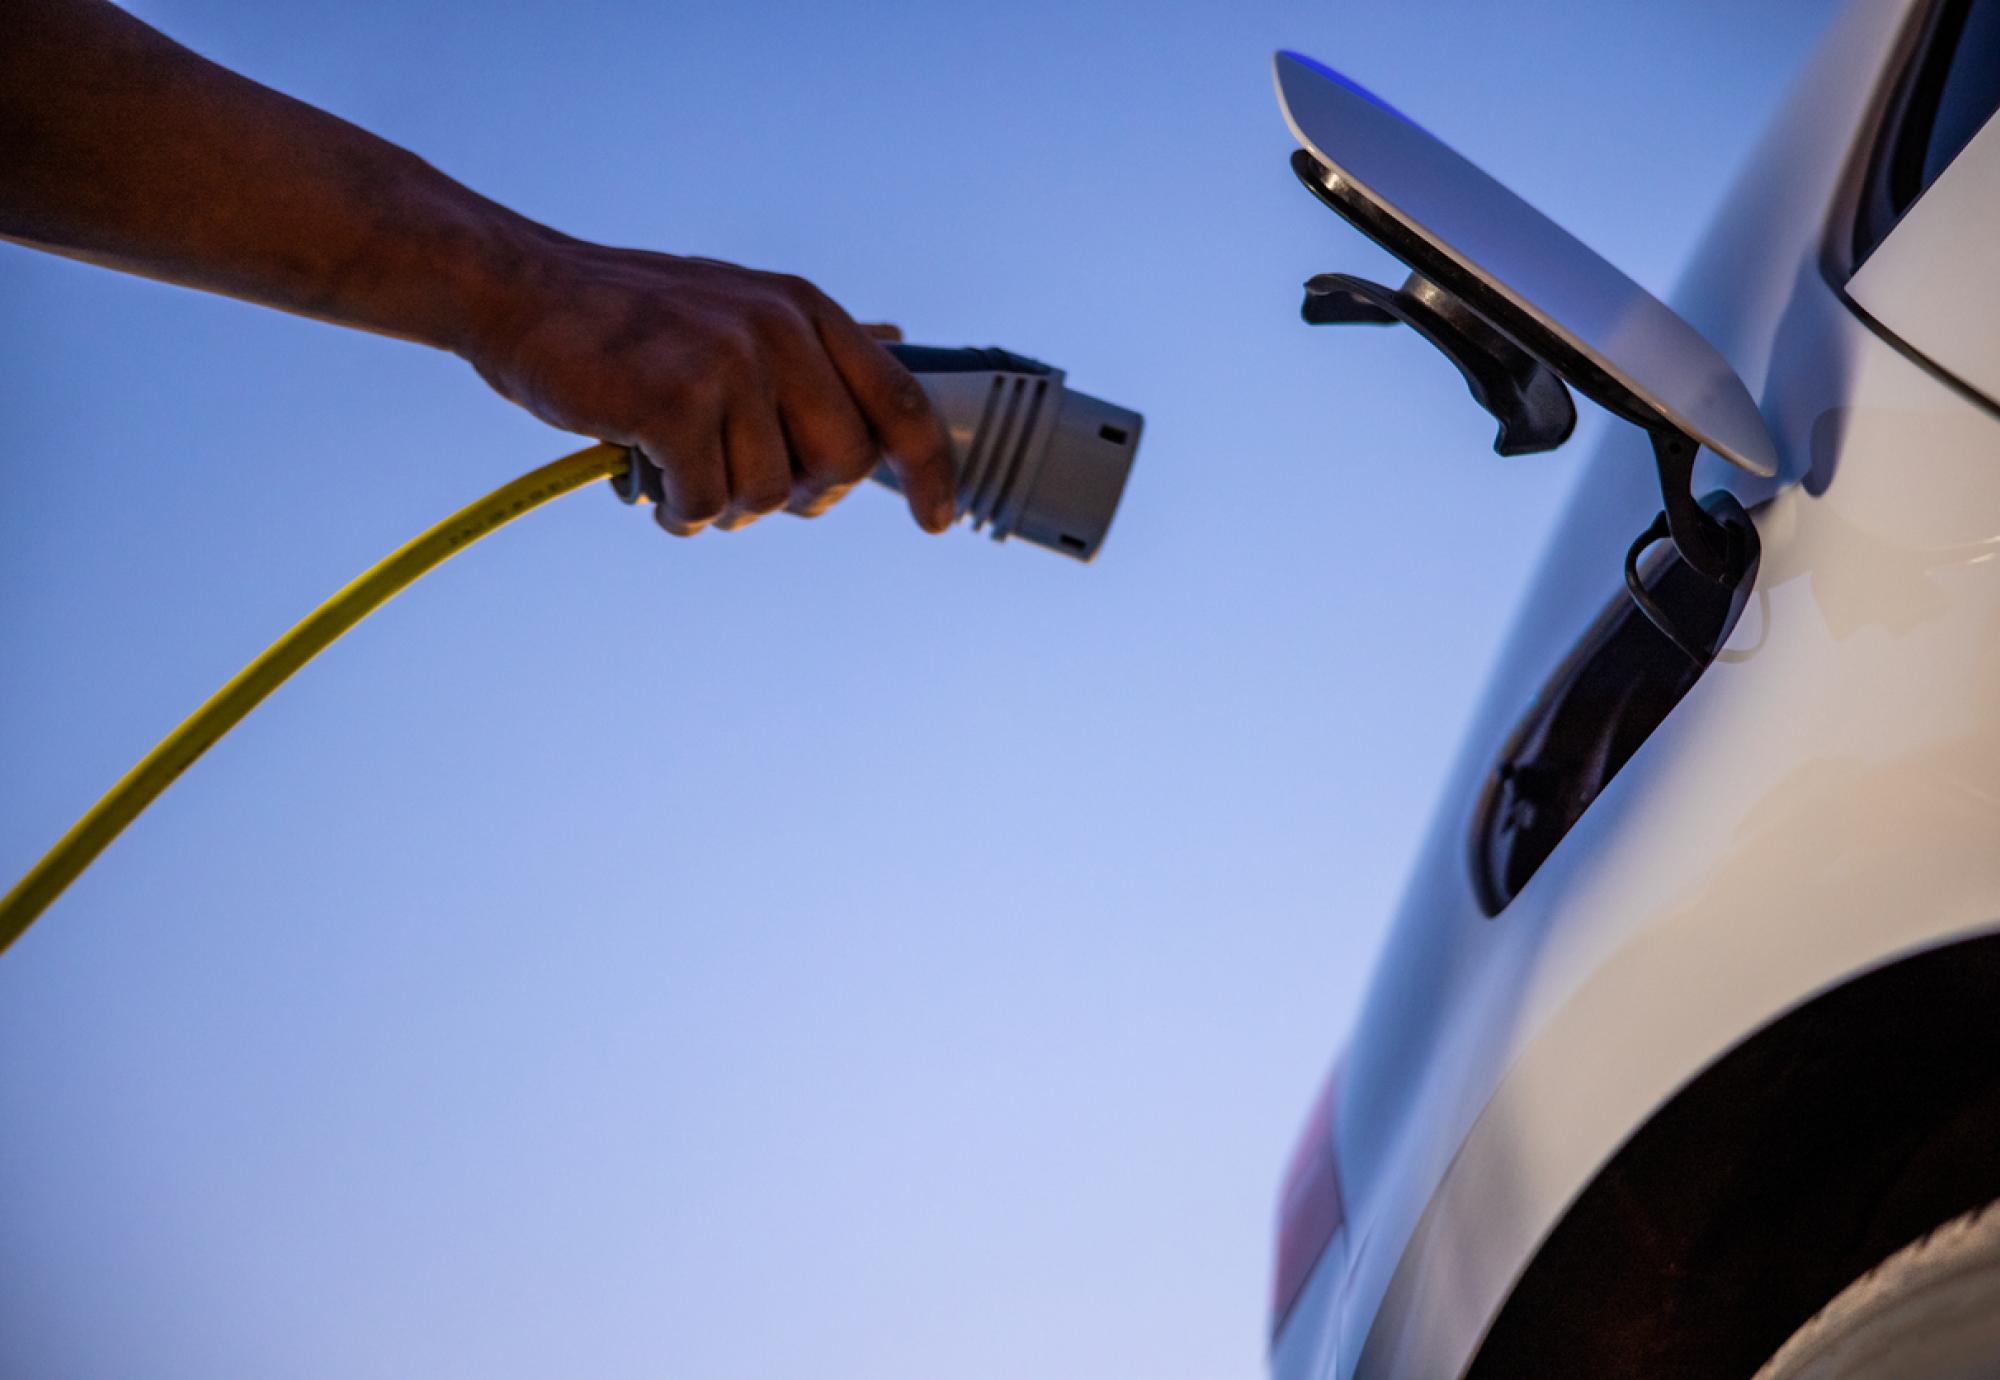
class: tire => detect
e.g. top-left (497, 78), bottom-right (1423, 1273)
top-left (1752, 1200), bottom-right (2000, 1380)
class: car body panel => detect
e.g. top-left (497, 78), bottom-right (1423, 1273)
top-left (1848, 107), bottom-right (2000, 408)
top-left (1270, 1), bottom-right (2000, 1374)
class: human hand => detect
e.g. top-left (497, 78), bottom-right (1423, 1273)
top-left (459, 237), bottom-right (957, 536)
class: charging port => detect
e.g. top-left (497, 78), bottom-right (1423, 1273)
top-left (1470, 495), bottom-right (1760, 915)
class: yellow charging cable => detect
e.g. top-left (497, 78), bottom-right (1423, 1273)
top-left (0, 441), bottom-right (631, 956)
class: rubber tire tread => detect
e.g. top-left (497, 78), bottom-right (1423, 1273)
top-left (1752, 1198), bottom-right (2000, 1380)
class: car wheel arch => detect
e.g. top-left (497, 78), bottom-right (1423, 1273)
top-left (1463, 929), bottom-right (2000, 1378)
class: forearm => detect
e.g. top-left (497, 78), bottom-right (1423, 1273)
top-left (0, 0), bottom-right (541, 353)
top-left (1, 0), bottom-right (959, 534)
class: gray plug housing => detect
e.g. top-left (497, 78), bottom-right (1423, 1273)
top-left (877, 346), bottom-right (1142, 562)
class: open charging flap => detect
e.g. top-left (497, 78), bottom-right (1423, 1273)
top-left (1273, 52), bottom-right (1780, 913)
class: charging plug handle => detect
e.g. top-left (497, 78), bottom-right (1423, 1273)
top-left (1303, 270), bottom-right (1576, 456)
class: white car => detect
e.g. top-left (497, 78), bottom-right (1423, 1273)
top-left (1267, 2), bottom-right (2000, 1376)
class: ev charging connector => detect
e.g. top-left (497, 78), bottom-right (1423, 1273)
top-left (878, 345), bottom-right (1142, 562)
top-left (613, 343), bottom-right (1143, 562)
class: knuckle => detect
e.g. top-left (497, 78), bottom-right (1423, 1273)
top-left (678, 487), bottom-right (727, 524)
top-left (833, 437), bottom-right (881, 483)
top-left (738, 309), bottom-right (779, 348)
top-left (652, 504), bottom-right (701, 537)
top-left (744, 481), bottom-right (791, 516)
top-left (651, 455), bottom-right (726, 524)
top-left (770, 271), bottom-right (821, 304)
top-left (790, 470), bottom-right (836, 503)
top-left (641, 357), bottom-right (721, 416)
top-left (706, 329), bottom-right (759, 377)
top-left (799, 482), bottom-right (855, 517)
top-left (747, 297), bottom-right (809, 342)
top-left (649, 337), bottom-right (749, 409)
top-left (801, 432), bottom-right (877, 485)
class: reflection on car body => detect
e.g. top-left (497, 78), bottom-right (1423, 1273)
top-left (1266, 2), bottom-right (2000, 1375)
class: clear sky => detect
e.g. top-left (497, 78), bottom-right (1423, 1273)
top-left (2, 2), bottom-right (1839, 1376)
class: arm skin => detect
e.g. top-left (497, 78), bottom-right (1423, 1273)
top-left (0, 0), bottom-right (957, 536)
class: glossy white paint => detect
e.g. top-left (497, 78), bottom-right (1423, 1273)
top-left (1270, 1), bottom-right (2000, 1375)
top-left (1849, 108), bottom-right (2000, 408)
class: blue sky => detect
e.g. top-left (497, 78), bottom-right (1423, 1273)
top-left (2, 2), bottom-right (1838, 1375)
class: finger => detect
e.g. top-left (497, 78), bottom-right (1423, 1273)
top-left (770, 333), bottom-right (881, 513)
top-left (715, 396), bottom-right (791, 532)
top-left (639, 418), bottom-right (728, 537)
top-left (860, 323), bottom-right (904, 343)
top-left (785, 477), bottom-right (856, 520)
top-left (815, 312), bottom-right (956, 533)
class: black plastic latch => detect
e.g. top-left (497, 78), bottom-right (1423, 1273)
top-left (1624, 428), bottom-right (1759, 660)
top-left (1302, 271), bottom-right (1576, 456)
top-left (1643, 428), bottom-right (1738, 585)
top-left (610, 447), bottom-right (664, 505)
